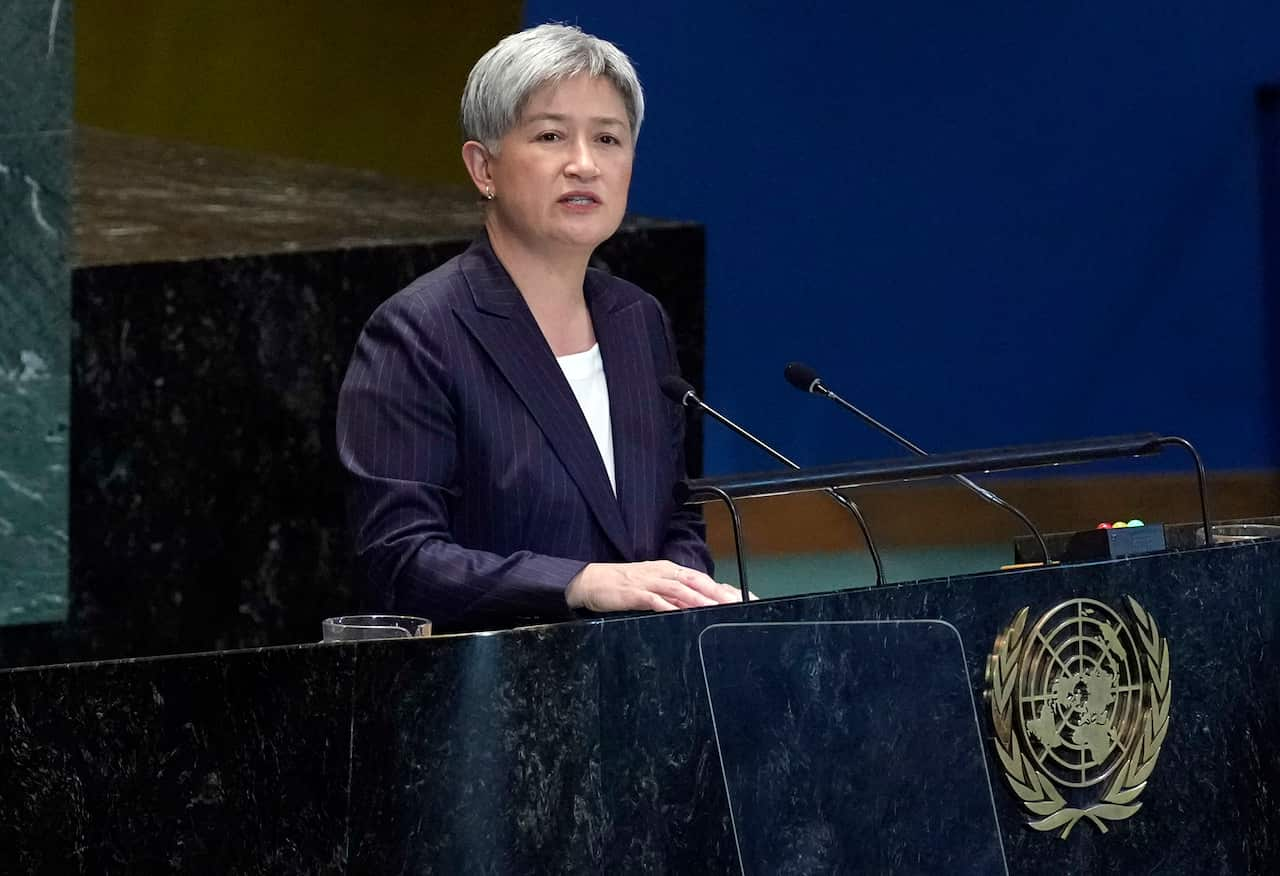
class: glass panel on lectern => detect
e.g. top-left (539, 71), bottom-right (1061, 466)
top-left (699, 620), bottom-right (1007, 875)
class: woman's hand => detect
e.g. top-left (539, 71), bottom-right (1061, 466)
top-left (565, 561), bottom-right (743, 613)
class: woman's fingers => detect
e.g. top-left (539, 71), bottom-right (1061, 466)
top-left (651, 578), bottom-right (719, 608)
top-left (642, 590), bottom-right (682, 612)
top-left (568, 561), bottom-right (754, 613)
top-left (672, 567), bottom-right (744, 604)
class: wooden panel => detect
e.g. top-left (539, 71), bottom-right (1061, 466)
top-left (704, 470), bottom-right (1280, 553)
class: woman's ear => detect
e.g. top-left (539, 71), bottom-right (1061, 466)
top-left (461, 141), bottom-right (493, 197)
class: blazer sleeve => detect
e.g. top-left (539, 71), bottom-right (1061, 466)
top-left (336, 295), bottom-right (586, 631)
top-left (652, 302), bottom-right (716, 576)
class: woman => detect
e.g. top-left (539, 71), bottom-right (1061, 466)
top-left (337, 23), bottom-right (739, 632)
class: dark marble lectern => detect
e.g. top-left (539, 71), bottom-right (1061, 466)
top-left (3, 539), bottom-right (1278, 874)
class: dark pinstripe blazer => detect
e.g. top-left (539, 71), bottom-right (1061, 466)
top-left (337, 236), bottom-right (712, 632)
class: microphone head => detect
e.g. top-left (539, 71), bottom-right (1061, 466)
top-left (659, 374), bottom-right (697, 405)
top-left (784, 361), bottom-right (823, 394)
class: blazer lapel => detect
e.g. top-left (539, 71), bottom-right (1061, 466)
top-left (588, 274), bottom-right (656, 554)
top-left (453, 239), bottom-right (635, 561)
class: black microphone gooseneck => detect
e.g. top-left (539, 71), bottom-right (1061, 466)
top-left (783, 362), bottom-right (1053, 566)
top-left (660, 375), bottom-right (886, 587)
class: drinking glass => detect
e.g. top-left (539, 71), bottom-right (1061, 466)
top-left (321, 615), bottom-right (431, 642)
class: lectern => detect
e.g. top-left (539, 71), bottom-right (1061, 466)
top-left (3, 538), bottom-right (1278, 873)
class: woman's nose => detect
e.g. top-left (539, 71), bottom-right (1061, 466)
top-left (565, 138), bottom-right (600, 178)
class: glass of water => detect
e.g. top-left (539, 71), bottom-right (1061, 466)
top-left (322, 615), bottom-right (432, 642)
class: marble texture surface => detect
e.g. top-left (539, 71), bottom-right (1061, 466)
top-left (346, 625), bottom-right (608, 873)
top-left (0, 0), bottom-right (71, 136)
top-left (73, 128), bottom-right (486, 266)
top-left (1, 644), bottom-right (355, 874)
top-left (6, 541), bottom-right (1274, 873)
top-left (0, 0), bottom-right (71, 626)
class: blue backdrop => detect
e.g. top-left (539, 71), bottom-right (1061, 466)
top-left (524, 2), bottom-right (1280, 476)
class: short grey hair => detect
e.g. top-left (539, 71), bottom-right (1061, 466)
top-left (461, 23), bottom-right (645, 151)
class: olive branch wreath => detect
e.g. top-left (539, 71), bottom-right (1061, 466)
top-left (988, 596), bottom-right (1171, 839)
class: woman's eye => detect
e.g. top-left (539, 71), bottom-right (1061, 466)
top-left (537, 131), bottom-right (561, 142)
top-left (599, 134), bottom-right (619, 145)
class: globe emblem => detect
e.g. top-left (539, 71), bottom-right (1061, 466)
top-left (1013, 599), bottom-right (1146, 788)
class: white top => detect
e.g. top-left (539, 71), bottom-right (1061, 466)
top-left (556, 343), bottom-right (616, 495)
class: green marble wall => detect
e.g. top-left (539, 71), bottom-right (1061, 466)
top-left (0, 0), bottom-right (71, 624)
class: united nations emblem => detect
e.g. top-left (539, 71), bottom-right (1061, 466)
top-left (985, 597), bottom-right (1171, 838)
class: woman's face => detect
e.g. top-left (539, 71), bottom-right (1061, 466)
top-left (483, 74), bottom-right (634, 255)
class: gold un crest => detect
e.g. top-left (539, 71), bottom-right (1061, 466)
top-left (985, 597), bottom-right (1171, 838)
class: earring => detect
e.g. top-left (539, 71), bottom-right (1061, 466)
top-left (484, 187), bottom-right (494, 201)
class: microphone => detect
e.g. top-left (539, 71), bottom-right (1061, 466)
top-left (783, 362), bottom-right (1052, 565)
top-left (660, 375), bottom-right (885, 586)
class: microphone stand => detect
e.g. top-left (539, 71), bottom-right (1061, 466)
top-left (670, 383), bottom-right (886, 587)
top-left (788, 365), bottom-right (1052, 565)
